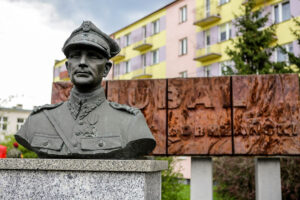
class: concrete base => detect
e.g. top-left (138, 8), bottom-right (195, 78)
top-left (191, 157), bottom-right (213, 200)
top-left (255, 158), bottom-right (282, 200)
top-left (0, 159), bottom-right (168, 200)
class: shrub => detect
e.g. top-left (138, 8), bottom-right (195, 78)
top-left (0, 135), bottom-right (38, 158)
top-left (214, 157), bottom-right (300, 200)
top-left (156, 157), bottom-right (189, 200)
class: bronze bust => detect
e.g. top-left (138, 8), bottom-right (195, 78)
top-left (15, 21), bottom-right (156, 158)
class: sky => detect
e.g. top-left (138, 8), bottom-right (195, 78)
top-left (0, 0), bottom-right (174, 109)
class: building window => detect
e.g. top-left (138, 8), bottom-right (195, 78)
top-left (179, 38), bottom-right (188, 55)
top-left (0, 116), bottom-right (8, 131)
top-left (152, 19), bottom-right (160, 35)
top-left (142, 25), bottom-right (147, 39)
top-left (204, 66), bottom-right (211, 77)
top-left (152, 49), bottom-right (159, 65)
top-left (205, 0), bottom-right (210, 17)
top-left (179, 6), bottom-right (187, 23)
top-left (114, 64), bottom-right (120, 77)
top-left (204, 30), bottom-right (211, 53)
top-left (16, 118), bottom-right (24, 131)
top-left (125, 60), bottom-right (131, 73)
top-left (219, 22), bottom-right (232, 42)
top-left (205, 30), bottom-right (211, 47)
top-left (125, 33), bottom-right (131, 46)
top-left (274, 1), bottom-right (290, 23)
top-left (116, 38), bottom-right (121, 46)
top-left (179, 71), bottom-right (188, 78)
top-left (219, 0), bottom-right (229, 5)
top-left (141, 54), bottom-right (147, 68)
top-left (276, 43), bottom-right (293, 63)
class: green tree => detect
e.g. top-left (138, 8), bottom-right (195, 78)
top-left (156, 157), bottom-right (189, 200)
top-left (225, 0), bottom-right (286, 75)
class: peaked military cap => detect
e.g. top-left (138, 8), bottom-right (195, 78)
top-left (62, 21), bottom-right (120, 59)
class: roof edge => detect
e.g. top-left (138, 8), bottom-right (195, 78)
top-left (110, 0), bottom-right (178, 36)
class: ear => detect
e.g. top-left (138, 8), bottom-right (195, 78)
top-left (103, 61), bottom-right (112, 77)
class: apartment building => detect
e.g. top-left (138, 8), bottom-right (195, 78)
top-left (53, 58), bottom-right (68, 82)
top-left (0, 105), bottom-right (31, 141)
top-left (194, 0), bottom-right (300, 77)
top-left (52, 0), bottom-right (300, 82)
top-left (109, 0), bottom-right (197, 80)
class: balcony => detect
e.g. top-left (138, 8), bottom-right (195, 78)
top-left (194, 14), bottom-right (221, 27)
top-left (133, 38), bottom-right (153, 52)
top-left (132, 67), bottom-right (153, 79)
top-left (194, 46), bottom-right (222, 62)
top-left (111, 49), bottom-right (126, 62)
top-left (243, 0), bottom-right (271, 5)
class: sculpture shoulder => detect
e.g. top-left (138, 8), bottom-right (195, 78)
top-left (108, 101), bottom-right (141, 116)
top-left (30, 102), bottom-right (64, 116)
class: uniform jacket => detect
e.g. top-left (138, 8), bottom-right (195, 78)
top-left (15, 87), bottom-right (156, 158)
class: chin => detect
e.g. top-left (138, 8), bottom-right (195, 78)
top-left (72, 77), bottom-right (93, 85)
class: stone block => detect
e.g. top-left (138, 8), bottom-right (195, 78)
top-left (0, 159), bottom-right (168, 200)
top-left (107, 79), bottom-right (167, 155)
top-left (233, 74), bottom-right (300, 155)
top-left (167, 77), bottom-right (232, 155)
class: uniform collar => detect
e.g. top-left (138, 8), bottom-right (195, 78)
top-left (67, 87), bottom-right (106, 120)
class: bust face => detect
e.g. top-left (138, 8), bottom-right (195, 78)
top-left (66, 47), bottom-right (110, 92)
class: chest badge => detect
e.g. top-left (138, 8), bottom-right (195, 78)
top-left (73, 113), bottom-right (99, 137)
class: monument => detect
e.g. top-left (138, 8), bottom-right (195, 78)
top-left (15, 21), bottom-right (156, 159)
top-left (0, 21), bottom-right (166, 200)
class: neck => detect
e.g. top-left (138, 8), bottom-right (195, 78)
top-left (74, 84), bottom-right (102, 94)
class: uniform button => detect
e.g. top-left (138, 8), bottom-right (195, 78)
top-left (78, 120), bottom-right (84, 125)
top-left (98, 140), bottom-right (104, 147)
top-left (43, 141), bottom-right (48, 146)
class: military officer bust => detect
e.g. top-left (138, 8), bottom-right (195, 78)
top-left (15, 21), bottom-right (156, 159)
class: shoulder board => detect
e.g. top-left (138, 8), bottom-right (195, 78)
top-left (109, 102), bottom-right (140, 116)
top-left (31, 102), bottom-right (64, 115)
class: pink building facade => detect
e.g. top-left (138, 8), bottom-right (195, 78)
top-left (166, 0), bottom-right (198, 78)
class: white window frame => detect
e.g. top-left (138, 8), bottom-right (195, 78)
top-left (276, 42), bottom-right (293, 63)
top-left (16, 118), bottom-right (24, 131)
top-left (179, 38), bottom-right (188, 55)
top-left (204, 30), bottom-right (211, 53)
top-left (219, 0), bottom-right (229, 6)
top-left (179, 5), bottom-right (187, 23)
top-left (125, 60), bottom-right (131, 73)
top-left (152, 19), bottom-right (160, 35)
top-left (125, 33), bottom-right (131, 46)
top-left (0, 116), bottom-right (8, 131)
top-left (205, 0), bottom-right (210, 17)
top-left (179, 71), bottom-right (188, 78)
top-left (273, 1), bottom-right (291, 24)
top-left (219, 22), bottom-right (232, 42)
top-left (152, 49), bottom-right (159, 65)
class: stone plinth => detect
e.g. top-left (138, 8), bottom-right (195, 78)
top-left (0, 159), bottom-right (168, 200)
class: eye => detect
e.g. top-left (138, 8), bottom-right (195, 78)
top-left (87, 52), bottom-right (103, 59)
top-left (68, 52), bottom-right (80, 59)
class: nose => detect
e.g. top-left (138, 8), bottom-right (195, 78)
top-left (79, 54), bottom-right (87, 67)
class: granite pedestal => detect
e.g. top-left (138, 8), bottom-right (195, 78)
top-left (0, 159), bottom-right (168, 200)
